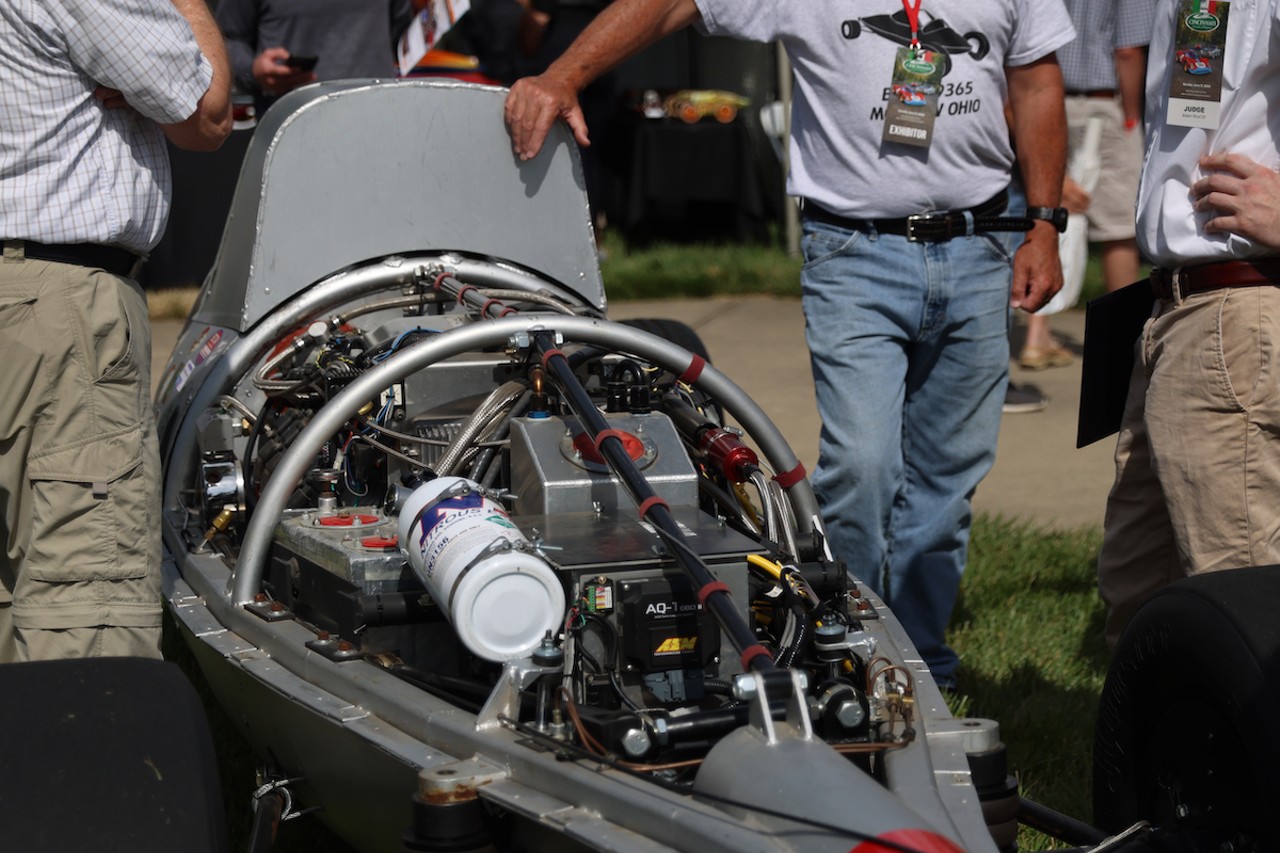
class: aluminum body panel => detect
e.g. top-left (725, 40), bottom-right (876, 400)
top-left (193, 80), bottom-right (604, 331)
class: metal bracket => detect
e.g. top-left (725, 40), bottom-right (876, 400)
top-left (475, 657), bottom-right (562, 731)
top-left (736, 669), bottom-right (813, 744)
top-left (244, 596), bottom-right (295, 623)
top-left (305, 632), bottom-right (364, 662)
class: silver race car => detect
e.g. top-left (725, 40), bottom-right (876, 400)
top-left (152, 80), bottom-right (1207, 853)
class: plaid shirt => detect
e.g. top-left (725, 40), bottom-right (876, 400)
top-left (1058, 0), bottom-right (1155, 93)
top-left (0, 0), bottom-right (212, 252)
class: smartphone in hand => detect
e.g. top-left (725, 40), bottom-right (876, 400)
top-left (282, 55), bottom-right (318, 72)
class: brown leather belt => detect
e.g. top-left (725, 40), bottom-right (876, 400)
top-left (1150, 259), bottom-right (1280, 301)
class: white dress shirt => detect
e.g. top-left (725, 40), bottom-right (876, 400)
top-left (1136, 0), bottom-right (1280, 266)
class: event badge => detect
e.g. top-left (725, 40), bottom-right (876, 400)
top-left (1166, 0), bottom-right (1230, 129)
top-left (883, 46), bottom-right (944, 149)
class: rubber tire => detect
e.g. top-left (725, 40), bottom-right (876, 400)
top-left (0, 657), bottom-right (227, 852)
top-left (619, 317), bottom-right (713, 364)
top-left (1093, 566), bottom-right (1280, 850)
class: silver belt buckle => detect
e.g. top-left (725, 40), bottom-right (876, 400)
top-left (905, 213), bottom-right (931, 243)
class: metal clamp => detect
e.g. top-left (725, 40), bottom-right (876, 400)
top-left (252, 776), bottom-right (319, 822)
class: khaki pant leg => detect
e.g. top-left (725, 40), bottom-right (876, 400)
top-left (1097, 323), bottom-right (1181, 648)
top-left (0, 267), bottom-right (45, 663)
top-left (4, 260), bottom-right (161, 661)
top-left (1101, 285), bottom-right (1280, 647)
top-left (1148, 287), bottom-right (1280, 571)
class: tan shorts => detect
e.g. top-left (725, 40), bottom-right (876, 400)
top-left (0, 248), bottom-right (162, 662)
top-left (1065, 95), bottom-right (1144, 243)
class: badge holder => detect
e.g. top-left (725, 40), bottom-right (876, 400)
top-left (883, 47), bottom-right (945, 149)
top-left (1165, 0), bottom-right (1230, 129)
top-left (882, 0), bottom-right (944, 149)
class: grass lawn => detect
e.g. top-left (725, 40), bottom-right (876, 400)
top-left (158, 236), bottom-right (1113, 850)
top-left (953, 517), bottom-right (1108, 849)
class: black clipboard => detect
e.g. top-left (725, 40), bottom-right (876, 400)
top-left (1076, 280), bottom-right (1156, 448)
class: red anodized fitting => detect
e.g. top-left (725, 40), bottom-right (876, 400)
top-left (699, 427), bottom-right (759, 483)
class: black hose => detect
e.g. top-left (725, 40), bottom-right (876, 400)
top-left (246, 788), bottom-right (284, 853)
top-left (241, 396), bottom-right (275, 516)
top-left (609, 358), bottom-right (644, 385)
top-left (534, 334), bottom-right (773, 673)
top-left (1018, 797), bottom-right (1107, 846)
top-left (383, 663), bottom-right (498, 714)
top-left (775, 583), bottom-right (812, 669)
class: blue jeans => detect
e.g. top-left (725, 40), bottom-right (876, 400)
top-left (800, 219), bottom-right (1016, 686)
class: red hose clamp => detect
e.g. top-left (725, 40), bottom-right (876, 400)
top-left (637, 495), bottom-right (668, 521)
top-left (455, 284), bottom-right (478, 305)
top-left (696, 580), bottom-right (730, 607)
top-left (773, 462), bottom-right (807, 489)
top-left (739, 644), bottom-right (774, 671)
top-left (479, 297), bottom-right (504, 318)
top-left (539, 348), bottom-right (567, 371)
top-left (592, 429), bottom-right (629, 453)
top-left (678, 354), bottom-right (707, 385)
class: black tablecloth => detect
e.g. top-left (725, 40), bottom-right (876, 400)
top-left (615, 114), bottom-right (769, 244)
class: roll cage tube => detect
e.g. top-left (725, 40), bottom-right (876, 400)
top-left (230, 313), bottom-right (820, 606)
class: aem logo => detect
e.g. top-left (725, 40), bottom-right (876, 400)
top-left (645, 601), bottom-right (701, 616)
top-left (655, 637), bottom-right (698, 654)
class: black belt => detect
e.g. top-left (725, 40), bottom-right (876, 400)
top-left (1150, 259), bottom-right (1280, 301)
top-left (14, 241), bottom-right (143, 277)
top-left (1066, 89), bottom-right (1117, 99)
top-left (802, 191), bottom-right (1033, 243)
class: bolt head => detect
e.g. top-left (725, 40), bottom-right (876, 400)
top-left (834, 698), bottom-right (866, 728)
top-left (620, 728), bottom-right (651, 758)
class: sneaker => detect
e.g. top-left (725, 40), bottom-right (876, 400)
top-left (1003, 382), bottom-right (1048, 413)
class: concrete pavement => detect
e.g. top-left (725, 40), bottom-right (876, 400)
top-left (152, 297), bottom-right (1114, 531)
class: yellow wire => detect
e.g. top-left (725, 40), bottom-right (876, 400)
top-left (746, 552), bottom-right (784, 581)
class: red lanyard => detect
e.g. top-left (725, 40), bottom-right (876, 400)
top-left (902, 0), bottom-right (923, 50)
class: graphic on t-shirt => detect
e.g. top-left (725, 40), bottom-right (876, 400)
top-left (842, 9), bottom-right (989, 77)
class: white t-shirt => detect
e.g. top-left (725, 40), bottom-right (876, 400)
top-left (693, 0), bottom-right (1075, 217)
top-left (1135, 0), bottom-right (1280, 267)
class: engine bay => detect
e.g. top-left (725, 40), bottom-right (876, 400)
top-left (173, 267), bottom-right (933, 778)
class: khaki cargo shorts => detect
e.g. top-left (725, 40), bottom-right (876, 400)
top-left (0, 249), bottom-right (162, 662)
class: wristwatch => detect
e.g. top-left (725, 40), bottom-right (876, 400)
top-left (1026, 206), bottom-right (1069, 233)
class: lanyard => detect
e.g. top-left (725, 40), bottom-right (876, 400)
top-left (902, 0), bottom-right (923, 50)
top-left (1196, 0), bottom-right (1217, 12)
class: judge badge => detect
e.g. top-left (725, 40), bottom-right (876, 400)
top-left (1166, 0), bottom-right (1230, 129)
top-left (883, 46), bottom-right (944, 149)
